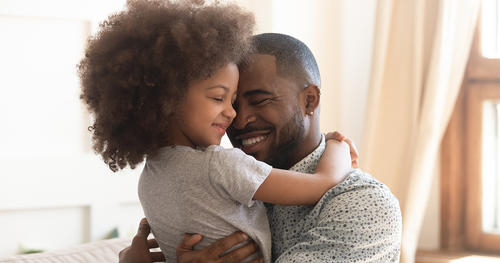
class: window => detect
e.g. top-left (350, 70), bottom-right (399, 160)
top-left (482, 101), bottom-right (500, 235)
top-left (481, 0), bottom-right (500, 58)
top-left (441, 0), bottom-right (500, 253)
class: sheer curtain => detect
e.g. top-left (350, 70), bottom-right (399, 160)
top-left (361, 0), bottom-right (480, 262)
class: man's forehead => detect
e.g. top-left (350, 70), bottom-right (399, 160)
top-left (240, 54), bottom-right (277, 77)
top-left (238, 54), bottom-right (278, 95)
top-left (249, 54), bottom-right (277, 70)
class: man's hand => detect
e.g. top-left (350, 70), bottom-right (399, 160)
top-left (177, 232), bottom-right (262, 263)
top-left (119, 218), bottom-right (166, 263)
top-left (325, 131), bottom-right (359, 168)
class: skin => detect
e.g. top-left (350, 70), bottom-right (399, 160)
top-left (119, 54), bottom-right (359, 263)
top-left (118, 218), bottom-right (165, 263)
top-left (169, 63), bottom-right (238, 147)
top-left (227, 54), bottom-right (322, 170)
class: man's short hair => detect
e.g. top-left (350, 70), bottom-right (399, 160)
top-left (252, 33), bottom-right (321, 87)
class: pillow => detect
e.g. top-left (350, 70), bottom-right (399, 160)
top-left (0, 238), bottom-right (130, 263)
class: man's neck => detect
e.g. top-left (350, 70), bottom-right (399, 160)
top-left (284, 131), bottom-right (322, 169)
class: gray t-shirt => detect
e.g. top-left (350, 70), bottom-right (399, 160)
top-left (138, 145), bottom-right (273, 263)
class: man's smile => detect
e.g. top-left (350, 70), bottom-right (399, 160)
top-left (242, 135), bottom-right (267, 146)
top-left (234, 130), bottom-right (272, 153)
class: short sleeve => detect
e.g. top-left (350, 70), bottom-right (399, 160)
top-left (208, 146), bottom-right (272, 207)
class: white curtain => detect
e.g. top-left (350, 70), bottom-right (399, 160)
top-left (361, 0), bottom-right (480, 262)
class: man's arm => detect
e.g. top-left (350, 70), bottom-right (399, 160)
top-left (119, 218), bottom-right (261, 263)
top-left (176, 232), bottom-right (262, 263)
top-left (274, 175), bottom-right (402, 263)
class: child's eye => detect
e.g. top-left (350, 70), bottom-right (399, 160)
top-left (211, 97), bottom-right (223, 102)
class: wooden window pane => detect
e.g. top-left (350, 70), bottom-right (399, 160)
top-left (465, 83), bottom-right (500, 252)
top-left (482, 101), bottom-right (500, 234)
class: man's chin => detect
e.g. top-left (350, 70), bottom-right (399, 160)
top-left (238, 144), bottom-right (271, 163)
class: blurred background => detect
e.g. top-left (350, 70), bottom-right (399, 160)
top-left (0, 0), bottom-right (498, 262)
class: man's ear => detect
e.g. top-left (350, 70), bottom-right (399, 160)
top-left (302, 85), bottom-right (320, 115)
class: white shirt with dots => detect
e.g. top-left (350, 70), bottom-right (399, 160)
top-left (266, 136), bottom-right (402, 262)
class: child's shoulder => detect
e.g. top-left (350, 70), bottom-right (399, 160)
top-left (150, 145), bottom-right (210, 161)
top-left (205, 145), bottom-right (248, 160)
top-left (151, 145), bottom-right (248, 163)
top-left (206, 145), bottom-right (245, 154)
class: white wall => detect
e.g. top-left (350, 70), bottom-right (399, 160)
top-left (0, 0), bottom-right (144, 256)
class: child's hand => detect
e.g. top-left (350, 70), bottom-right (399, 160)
top-left (325, 131), bottom-right (359, 168)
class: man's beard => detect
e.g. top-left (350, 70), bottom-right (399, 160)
top-left (264, 108), bottom-right (305, 169)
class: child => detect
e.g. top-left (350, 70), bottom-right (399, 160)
top-left (79, 1), bottom-right (353, 262)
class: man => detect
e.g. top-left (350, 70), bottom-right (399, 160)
top-left (120, 33), bottom-right (402, 262)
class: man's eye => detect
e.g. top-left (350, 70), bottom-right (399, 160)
top-left (251, 98), bottom-right (271, 105)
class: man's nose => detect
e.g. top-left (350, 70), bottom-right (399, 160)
top-left (232, 107), bottom-right (255, 130)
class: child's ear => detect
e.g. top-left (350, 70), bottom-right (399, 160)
top-left (301, 85), bottom-right (320, 116)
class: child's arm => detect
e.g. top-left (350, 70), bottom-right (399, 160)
top-left (253, 133), bottom-right (352, 205)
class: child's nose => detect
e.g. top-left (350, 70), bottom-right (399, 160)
top-left (224, 104), bottom-right (236, 120)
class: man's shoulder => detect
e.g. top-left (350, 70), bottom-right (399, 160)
top-left (316, 169), bottom-right (402, 259)
top-left (316, 169), bottom-right (401, 216)
top-left (328, 169), bottom-right (395, 197)
top-left (273, 169), bottom-right (402, 263)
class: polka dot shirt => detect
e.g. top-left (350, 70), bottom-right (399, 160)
top-left (265, 136), bottom-right (402, 262)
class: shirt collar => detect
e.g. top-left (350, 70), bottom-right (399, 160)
top-left (289, 135), bottom-right (325, 173)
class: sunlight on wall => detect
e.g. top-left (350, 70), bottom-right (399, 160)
top-left (0, 17), bottom-right (89, 159)
top-left (0, 0), bottom-right (141, 256)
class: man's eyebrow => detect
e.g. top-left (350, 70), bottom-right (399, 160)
top-left (242, 89), bottom-right (273, 97)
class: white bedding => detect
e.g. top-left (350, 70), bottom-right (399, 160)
top-left (0, 238), bottom-right (130, 263)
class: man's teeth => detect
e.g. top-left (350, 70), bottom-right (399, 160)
top-left (242, 136), bottom-right (267, 146)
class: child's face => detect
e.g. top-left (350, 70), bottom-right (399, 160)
top-left (170, 63), bottom-right (239, 147)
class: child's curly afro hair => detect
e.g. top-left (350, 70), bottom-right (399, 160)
top-left (79, 0), bottom-right (254, 171)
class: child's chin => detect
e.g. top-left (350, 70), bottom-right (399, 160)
top-left (206, 140), bottom-right (221, 146)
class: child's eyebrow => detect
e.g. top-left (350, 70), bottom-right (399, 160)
top-left (206, 85), bottom-right (229, 92)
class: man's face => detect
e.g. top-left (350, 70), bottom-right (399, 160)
top-left (227, 54), bottom-right (305, 169)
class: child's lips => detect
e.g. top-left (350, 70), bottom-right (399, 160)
top-left (212, 123), bottom-right (230, 134)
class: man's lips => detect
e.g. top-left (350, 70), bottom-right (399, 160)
top-left (241, 135), bottom-right (267, 146)
top-left (234, 130), bottom-right (271, 151)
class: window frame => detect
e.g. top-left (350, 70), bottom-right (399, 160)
top-left (441, 8), bottom-right (500, 253)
